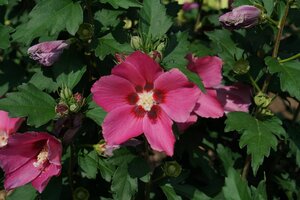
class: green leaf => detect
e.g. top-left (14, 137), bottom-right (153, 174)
top-left (12, 0), bottom-right (83, 44)
top-left (98, 158), bottom-right (115, 182)
top-left (95, 33), bottom-right (133, 60)
top-left (7, 184), bottom-right (37, 200)
top-left (94, 9), bottom-right (123, 28)
top-left (52, 51), bottom-right (86, 89)
top-left (86, 100), bottom-right (107, 126)
top-left (225, 112), bottom-right (286, 174)
top-left (206, 29), bottom-right (243, 76)
top-left (0, 24), bottom-right (11, 49)
top-left (163, 32), bottom-right (205, 91)
top-left (222, 168), bottom-right (251, 200)
top-left (108, 148), bottom-right (136, 166)
top-left (266, 57), bottom-right (300, 101)
top-left (216, 144), bottom-right (241, 175)
top-left (128, 157), bottom-right (151, 180)
top-left (78, 149), bottom-right (99, 179)
top-left (262, 0), bottom-right (274, 16)
top-left (0, 83), bottom-right (56, 127)
top-left (111, 163), bottom-right (138, 200)
top-left (161, 184), bottom-right (182, 200)
top-left (232, 0), bottom-right (253, 6)
top-left (100, 0), bottom-right (141, 9)
top-left (251, 180), bottom-right (267, 200)
top-left (173, 184), bottom-right (211, 200)
top-left (29, 68), bottom-right (58, 93)
top-left (0, 0), bottom-right (8, 5)
top-left (139, 0), bottom-right (172, 39)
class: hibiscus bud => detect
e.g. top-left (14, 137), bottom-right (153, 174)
top-left (115, 53), bottom-right (128, 63)
top-left (77, 23), bottom-right (94, 41)
top-left (55, 103), bottom-right (69, 116)
top-left (254, 92), bottom-right (272, 108)
top-left (28, 40), bottom-right (70, 66)
top-left (163, 161), bottom-right (182, 177)
top-left (73, 187), bottom-right (90, 200)
top-left (149, 50), bottom-right (162, 63)
top-left (123, 18), bottom-right (133, 29)
top-left (130, 36), bottom-right (142, 50)
top-left (60, 87), bottom-right (73, 102)
top-left (182, 2), bottom-right (199, 11)
top-left (156, 42), bottom-right (165, 52)
top-left (260, 108), bottom-right (274, 117)
top-left (219, 5), bottom-right (262, 29)
top-left (233, 59), bottom-right (250, 75)
top-left (73, 92), bottom-right (83, 103)
top-left (93, 140), bottom-right (119, 157)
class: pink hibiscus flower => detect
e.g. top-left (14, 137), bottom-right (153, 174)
top-left (187, 54), bottom-right (252, 116)
top-left (91, 51), bottom-right (200, 156)
top-left (0, 111), bottom-right (24, 147)
top-left (0, 132), bottom-right (62, 193)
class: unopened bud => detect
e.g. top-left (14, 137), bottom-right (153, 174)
top-left (123, 18), bottom-right (133, 29)
top-left (55, 103), bottom-right (69, 116)
top-left (233, 59), bottom-right (250, 75)
top-left (60, 87), bottom-right (73, 101)
top-left (73, 187), bottom-right (89, 200)
top-left (163, 161), bottom-right (182, 177)
top-left (254, 92), bottom-right (272, 108)
top-left (156, 42), bottom-right (165, 52)
top-left (260, 108), bottom-right (274, 116)
top-left (149, 50), bottom-right (162, 63)
top-left (130, 36), bottom-right (142, 50)
top-left (77, 23), bottom-right (94, 41)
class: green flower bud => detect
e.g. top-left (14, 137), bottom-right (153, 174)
top-left (77, 23), bottom-right (94, 41)
top-left (254, 92), bottom-right (272, 108)
top-left (130, 36), bottom-right (142, 50)
top-left (233, 59), bottom-right (250, 75)
top-left (123, 18), bottom-right (133, 29)
top-left (163, 161), bottom-right (182, 177)
top-left (260, 108), bottom-right (274, 116)
top-left (73, 187), bottom-right (90, 200)
top-left (156, 42), bottom-right (165, 52)
top-left (60, 87), bottom-right (73, 101)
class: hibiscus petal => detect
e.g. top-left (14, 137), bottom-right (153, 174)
top-left (160, 86), bottom-right (200, 122)
top-left (186, 54), bottom-right (223, 88)
top-left (194, 89), bottom-right (224, 118)
top-left (0, 111), bottom-right (24, 135)
top-left (154, 69), bottom-right (192, 91)
top-left (176, 114), bottom-right (198, 132)
top-left (0, 133), bottom-right (47, 174)
top-left (47, 138), bottom-right (62, 166)
top-left (112, 62), bottom-right (146, 86)
top-left (102, 105), bottom-right (143, 145)
top-left (143, 109), bottom-right (175, 156)
top-left (4, 157), bottom-right (41, 191)
top-left (125, 51), bottom-right (163, 83)
top-left (216, 83), bottom-right (252, 113)
top-left (91, 75), bottom-right (136, 112)
top-left (31, 164), bottom-right (61, 193)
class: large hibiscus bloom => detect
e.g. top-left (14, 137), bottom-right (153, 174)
top-left (0, 111), bottom-right (24, 147)
top-left (91, 51), bottom-right (200, 156)
top-left (0, 132), bottom-right (62, 193)
top-left (186, 54), bottom-right (251, 117)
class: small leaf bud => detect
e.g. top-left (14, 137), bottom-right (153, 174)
top-left (130, 36), bottom-right (142, 50)
top-left (233, 59), bottom-right (250, 75)
top-left (163, 161), bottom-right (182, 177)
top-left (77, 23), bottom-right (94, 41)
top-left (73, 187), bottom-right (90, 200)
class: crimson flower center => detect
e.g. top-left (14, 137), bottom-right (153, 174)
top-left (33, 145), bottom-right (49, 168)
top-left (136, 91), bottom-right (156, 111)
top-left (0, 130), bottom-right (8, 148)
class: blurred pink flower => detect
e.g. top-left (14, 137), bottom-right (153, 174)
top-left (91, 51), bottom-right (199, 156)
top-left (0, 132), bottom-right (62, 193)
top-left (182, 2), bottom-right (199, 11)
top-left (178, 54), bottom-right (252, 131)
top-left (0, 111), bottom-right (24, 147)
top-left (28, 40), bottom-right (70, 66)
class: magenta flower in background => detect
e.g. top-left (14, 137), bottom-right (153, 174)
top-left (0, 132), bottom-right (62, 193)
top-left (91, 51), bottom-right (200, 156)
top-left (186, 54), bottom-right (224, 118)
top-left (186, 54), bottom-right (252, 117)
top-left (216, 83), bottom-right (252, 113)
top-left (182, 2), bottom-right (199, 11)
top-left (219, 5), bottom-right (261, 29)
top-left (0, 111), bottom-right (24, 148)
top-left (28, 40), bottom-right (70, 66)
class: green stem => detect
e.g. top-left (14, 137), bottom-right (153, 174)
top-left (266, 16), bottom-right (279, 28)
top-left (279, 53), bottom-right (300, 63)
top-left (248, 73), bottom-right (261, 92)
top-left (241, 155), bottom-right (251, 180)
top-left (262, 0), bottom-right (291, 93)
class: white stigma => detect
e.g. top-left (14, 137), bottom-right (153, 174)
top-left (33, 146), bottom-right (49, 168)
top-left (137, 91), bottom-right (155, 111)
top-left (0, 130), bottom-right (8, 148)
